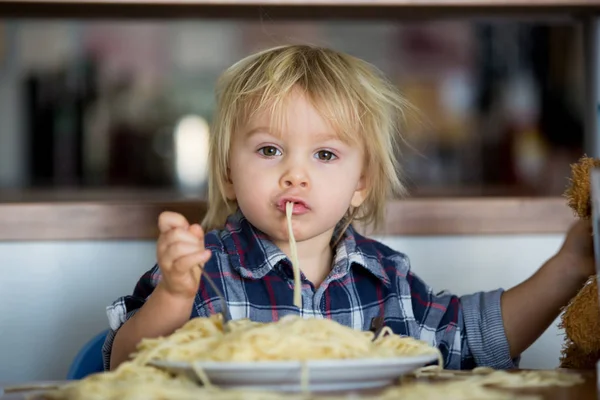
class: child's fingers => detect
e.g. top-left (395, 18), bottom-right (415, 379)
top-left (188, 224), bottom-right (206, 240)
top-left (158, 211), bottom-right (190, 234)
top-left (191, 250), bottom-right (212, 283)
top-left (171, 250), bottom-right (212, 274)
top-left (157, 228), bottom-right (201, 254)
top-left (168, 242), bottom-right (205, 267)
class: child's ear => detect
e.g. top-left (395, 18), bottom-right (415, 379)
top-left (350, 175), bottom-right (367, 208)
top-left (224, 168), bottom-right (237, 200)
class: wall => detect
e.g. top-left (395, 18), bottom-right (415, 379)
top-left (0, 233), bottom-right (565, 383)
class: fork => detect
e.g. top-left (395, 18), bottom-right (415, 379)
top-left (200, 269), bottom-right (232, 332)
top-left (370, 316), bottom-right (386, 342)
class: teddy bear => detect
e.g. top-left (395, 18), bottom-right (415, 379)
top-left (558, 156), bottom-right (600, 369)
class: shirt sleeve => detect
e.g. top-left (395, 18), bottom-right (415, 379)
top-left (460, 289), bottom-right (519, 369)
top-left (101, 264), bottom-right (161, 371)
top-left (405, 264), bottom-right (519, 370)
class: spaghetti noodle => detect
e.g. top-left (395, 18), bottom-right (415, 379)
top-left (286, 201), bottom-right (303, 308)
top-left (36, 315), bottom-right (582, 400)
top-left (411, 365), bottom-right (584, 388)
top-left (131, 314), bottom-right (442, 364)
top-left (39, 373), bottom-right (540, 400)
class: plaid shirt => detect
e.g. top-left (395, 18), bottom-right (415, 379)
top-left (102, 210), bottom-right (517, 371)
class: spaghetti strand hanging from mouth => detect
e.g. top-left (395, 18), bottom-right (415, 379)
top-left (286, 201), bottom-right (303, 308)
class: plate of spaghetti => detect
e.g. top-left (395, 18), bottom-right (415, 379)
top-left (139, 314), bottom-right (441, 392)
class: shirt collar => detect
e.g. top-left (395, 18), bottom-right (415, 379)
top-left (221, 209), bottom-right (390, 286)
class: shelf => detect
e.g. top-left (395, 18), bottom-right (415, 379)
top-left (0, 0), bottom-right (597, 19)
top-left (377, 197), bottom-right (575, 236)
top-left (0, 196), bottom-right (575, 240)
top-left (3, 0), bottom-right (599, 5)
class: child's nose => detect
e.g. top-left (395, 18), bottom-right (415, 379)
top-left (281, 169), bottom-right (309, 189)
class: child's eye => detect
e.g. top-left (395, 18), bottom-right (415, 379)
top-left (258, 146), bottom-right (282, 157)
top-left (315, 150), bottom-right (337, 161)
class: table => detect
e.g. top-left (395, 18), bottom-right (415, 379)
top-left (522, 372), bottom-right (597, 399)
top-left (1, 371), bottom-right (597, 399)
top-left (0, 381), bottom-right (66, 400)
top-left (411, 370), bottom-right (598, 400)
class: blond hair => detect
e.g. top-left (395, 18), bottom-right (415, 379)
top-left (202, 44), bottom-right (410, 233)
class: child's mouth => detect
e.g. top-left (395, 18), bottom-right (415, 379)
top-left (277, 199), bottom-right (310, 215)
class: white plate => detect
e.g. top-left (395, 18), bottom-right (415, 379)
top-left (150, 355), bottom-right (438, 392)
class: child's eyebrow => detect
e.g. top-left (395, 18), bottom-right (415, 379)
top-left (314, 132), bottom-right (342, 142)
top-left (244, 127), bottom-right (342, 143)
top-left (244, 127), bottom-right (276, 138)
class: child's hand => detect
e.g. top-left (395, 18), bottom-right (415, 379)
top-left (557, 219), bottom-right (595, 281)
top-left (156, 211), bottom-right (212, 300)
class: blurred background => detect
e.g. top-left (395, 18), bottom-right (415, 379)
top-left (0, 13), bottom-right (591, 381)
top-left (0, 18), bottom-right (586, 200)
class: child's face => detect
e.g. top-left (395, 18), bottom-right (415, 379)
top-left (225, 90), bottom-right (367, 244)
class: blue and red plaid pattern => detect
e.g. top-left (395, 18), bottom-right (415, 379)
top-left (102, 209), bottom-right (517, 371)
